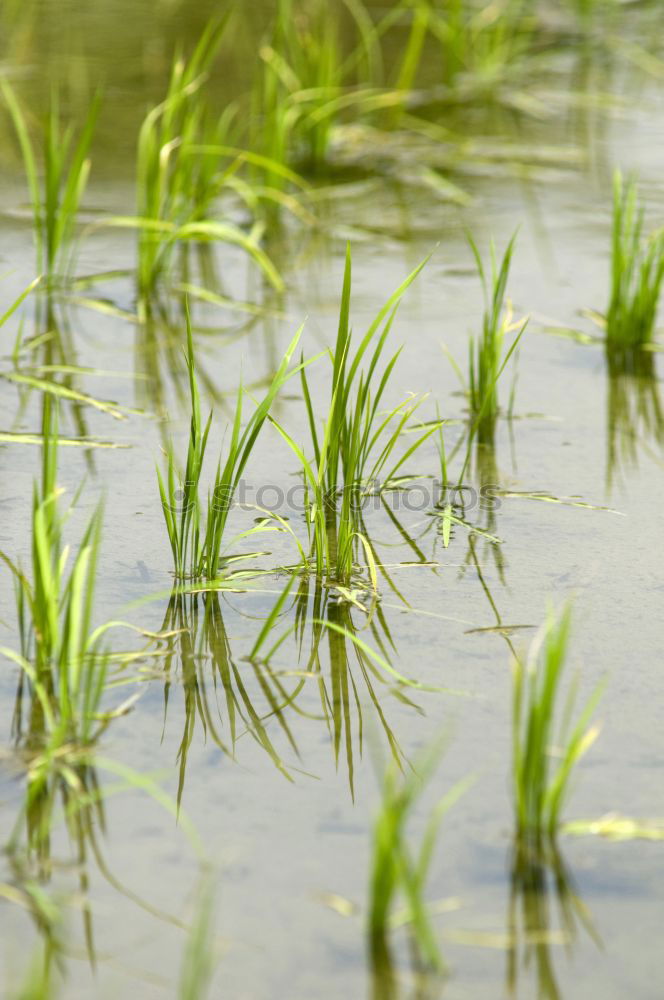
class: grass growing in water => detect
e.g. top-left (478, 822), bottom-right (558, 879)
top-left (1, 400), bottom-right (104, 686)
top-left (606, 170), bottom-right (664, 353)
top-left (0, 401), bottom-right (113, 853)
top-left (512, 605), bottom-right (603, 842)
top-left (114, 19), bottom-right (285, 320)
top-left (467, 232), bottom-right (526, 445)
top-left (272, 245), bottom-right (438, 587)
top-left (1, 81), bottom-right (98, 284)
top-left (253, 0), bottom-right (393, 176)
top-left (157, 306), bottom-right (306, 580)
top-left (427, 0), bottom-right (535, 92)
top-left (368, 741), bottom-right (472, 982)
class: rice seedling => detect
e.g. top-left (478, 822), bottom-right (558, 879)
top-left (0, 422), bottom-right (110, 967)
top-left (511, 605), bottom-right (603, 842)
top-left (388, 0), bottom-right (430, 100)
top-left (0, 405), bottom-right (211, 976)
top-left (252, 0), bottom-right (393, 176)
top-left (1, 80), bottom-right (98, 285)
top-left (605, 170), bottom-right (664, 352)
top-left (0, 401), bottom-right (112, 853)
top-left (271, 245), bottom-right (438, 587)
top-left (1, 401), bottom-right (101, 681)
top-left (255, 0), bottom-right (344, 172)
top-left (0, 92), bottom-right (109, 452)
top-left (157, 305), bottom-right (306, 581)
top-left (103, 19), bottom-right (286, 321)
top-left (467, 232), bottom-right (527, 446)
top-left (1, 277), bottom-right (41, 334)
top-left (424, 0), bottom-right (535, 93)
top-left (1, 399), bottom-right (196, 853)
top-left (368, 738), bottom-right (472, 981)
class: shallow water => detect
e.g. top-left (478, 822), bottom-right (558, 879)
top-left (1, 4), bottom-right (663, 998)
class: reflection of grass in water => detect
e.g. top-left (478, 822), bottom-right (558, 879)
top-left (5, 872), bottom-right (220, 1000)
top-left (155, 570), bottom-right (433, 803)
top-left (178, 877), bottom-right (218, 1000)
top-left (131, 289), bottom-right (278, 432)
top-left (605, 344), bottom-right (664, 488)
top-left (506, 836), bottom-right (600, 1000)
top-left (294, 576), bottom-right (414, 800)
top-left (466, 440), bottom-right (507, 583)
top-left (160, 589), bottom-right (304, 803)
top-left (368, 737), bottom-right (472, 994)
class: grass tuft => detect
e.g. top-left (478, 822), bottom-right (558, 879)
top-left (157, 304), bottom-right (306, 580)
top-left (606, 170), bottom-right (664, 352)
top-left (252, 0), bottom-right (388, 176)
top-left (106, 19), bottom-right (286, 320)
top-left (272, 244), bottom-right (437, 587)
top-left (1, 81), bottom-right (98, 284)
top-left (511, 604), bottom-right (603, 842)
top-left (0, 400), bottom-right (117, 859)
top-left (467, 231), bottom-right (526, 445)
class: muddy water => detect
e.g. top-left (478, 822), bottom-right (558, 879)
top-left (1, 5), bottom-right (663, 999)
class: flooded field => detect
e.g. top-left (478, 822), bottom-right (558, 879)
top-left (1, 2), bottom-right (663, 997)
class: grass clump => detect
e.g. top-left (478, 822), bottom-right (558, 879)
top-left (606, 170), bottom-right (664, 353)
top-left (368, 741), bottom-right (471, 982)
top-left (1, 81), bottom-right (98, 284)
top-left (157, 306), bottom-right (305, 581)
top-left (252, 0), bottom-right (388, 176)
top-left (427, 0), bottom-right (535, 92)
top-left (116, 19), bottom-right (285, 321)
top-left (467, 232), bottom-right (526, 445)
top-left (1, 401), bottom-right (104, 689)
top-left (0, 402), bottom-right (208, 956)
top-left (512, 605), bottom-right (603, 842)
top-left (273, 245), bottom-right (437, 587)
top-left (0, 401), bottom-right (117, 858)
